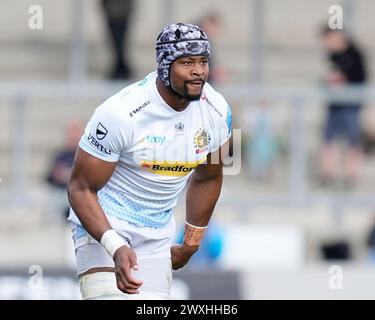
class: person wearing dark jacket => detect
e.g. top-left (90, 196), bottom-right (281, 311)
top-left (101, 0), bottom-right (134, 79)
top-left (319, 28), bottom-right (367, 188)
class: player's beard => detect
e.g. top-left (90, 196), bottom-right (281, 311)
top-left (182, 81), bottom-right (204, 101)
top-left (170, 80), bottom-right (204, 101)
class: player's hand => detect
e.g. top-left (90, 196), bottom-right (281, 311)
top-left (170, 243), bottom-right (199, 270)
top-left (113, 245), bottom-right (143, 294)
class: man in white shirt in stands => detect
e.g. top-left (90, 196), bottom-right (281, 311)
top-left (68, 22), bottom-right (232, 300)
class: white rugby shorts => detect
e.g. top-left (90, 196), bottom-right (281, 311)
top-left (69, 215), bottom-right (176, 299)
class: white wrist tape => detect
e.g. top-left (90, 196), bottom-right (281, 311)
top-left (184, 221), bottom-right (208, 246)
top-left (100, 230), bottom-right (129, 258)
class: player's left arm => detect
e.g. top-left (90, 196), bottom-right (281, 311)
top-left (171, 140), bottom-right (229, 270)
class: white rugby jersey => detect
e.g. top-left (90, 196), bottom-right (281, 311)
top-left (69, 72), bottom-right (232, 229)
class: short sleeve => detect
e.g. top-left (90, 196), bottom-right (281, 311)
top-left (210, 104), bottom-right (232, 153)
top-left (79, 103), bottom-right (130, 162)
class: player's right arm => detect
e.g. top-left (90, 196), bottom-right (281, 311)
top-left (68, 148), bottom-right (143, 294)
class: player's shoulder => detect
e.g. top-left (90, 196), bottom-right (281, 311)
top-left (202, 81), bottom-right (231, 116)
top-left (98, 72), bottom-right (155, 118)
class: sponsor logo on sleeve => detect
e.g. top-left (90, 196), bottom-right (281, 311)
top-left (88, 133), bottom-right (111, 155)
top-left (96, 122), bottom-right (108, 140)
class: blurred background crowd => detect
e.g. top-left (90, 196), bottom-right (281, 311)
top-left (1, 0), bottom-right (375, 299)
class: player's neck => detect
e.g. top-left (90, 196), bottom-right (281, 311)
top-left (156, 78), bottom-right (190, 112)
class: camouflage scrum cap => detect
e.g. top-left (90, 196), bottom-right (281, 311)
top-left (156, 23), bottom-right (211, 86)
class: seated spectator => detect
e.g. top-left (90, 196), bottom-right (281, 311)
top-left (46, 120), bottom-right (83, 222)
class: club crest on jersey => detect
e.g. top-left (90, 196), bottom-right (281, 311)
top-left (96, 122), bottom-right (108, 140)
top-left (194, 128), bottom-right (211, 154)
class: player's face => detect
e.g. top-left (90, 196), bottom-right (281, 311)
top-left (170, 56), bottom-right (209, 101)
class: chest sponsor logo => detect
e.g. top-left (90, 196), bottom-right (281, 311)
top-left (96, 122), bottom-right (108, 140)
top-left (143, 135), bottom-right (166, 145)
top-left (88, 133), bottom-right (111, 155)
top-left (194, 128), bottom-right (211, 154)
top-left (141, 160), bottom-right (205, 176)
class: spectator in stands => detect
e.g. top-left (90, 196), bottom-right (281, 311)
top-left (319, 27), bottom-right (367, 188)
top-left (366, 215), bottom-right (375, 262)
top-left (101, 0), bottom-right (134, 80)
top-left (197, 12), bottom-right (228, 84)
top-left (245, 99), bottom-right (278, 181)
top-left (46, 120), bottom-right (83, 221)
top-left (361, 126), bottom-right (375, 156)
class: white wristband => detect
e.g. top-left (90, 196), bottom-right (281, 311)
top-left (100, 229), bottom-right (129, 259)
top-left (185, 221), bottom-right (208, 229)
